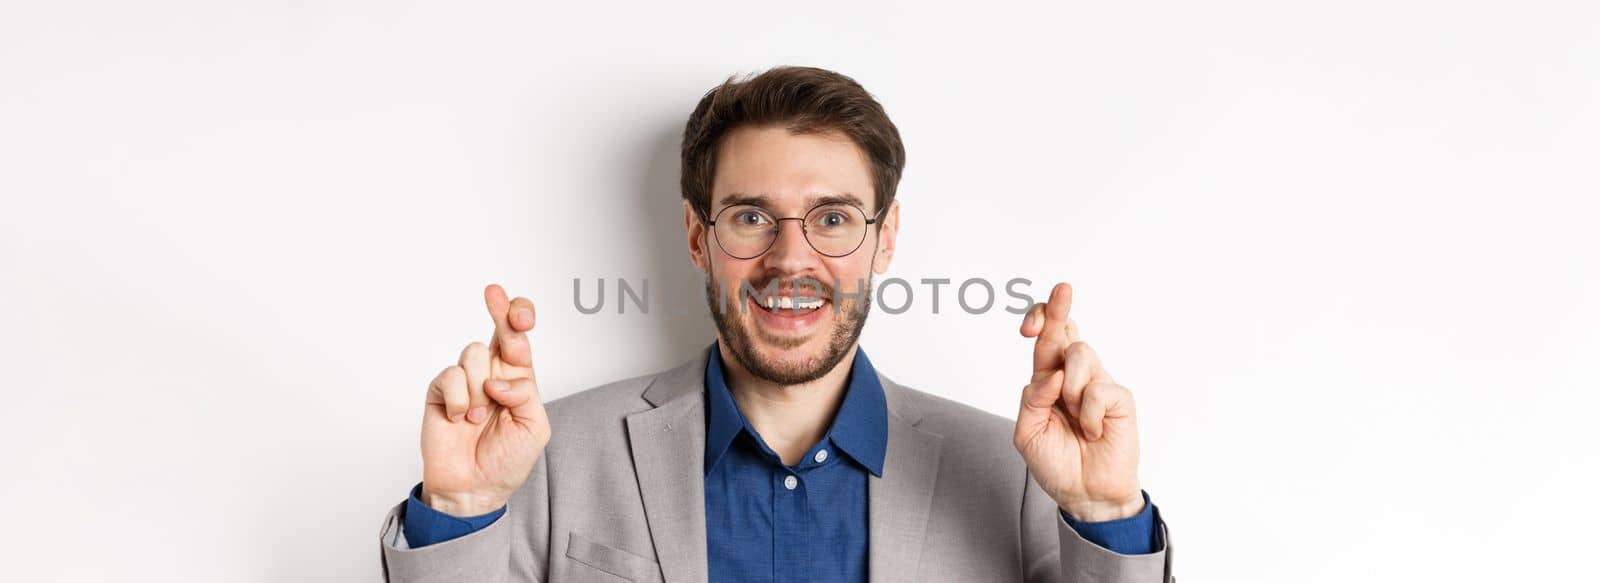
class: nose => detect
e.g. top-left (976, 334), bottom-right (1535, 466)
top-left (761, 219), bottom-right (820, 274)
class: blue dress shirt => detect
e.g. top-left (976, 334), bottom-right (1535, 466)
top-left (703, 343), bottom-right (886, 583)
top-left (403, 343), bottom-right (1160, 564)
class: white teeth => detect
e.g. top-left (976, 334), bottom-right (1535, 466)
top-left (761, 296), bottom-right (825, 311)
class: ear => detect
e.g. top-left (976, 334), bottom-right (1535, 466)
top-left (871, 199), bottom-right (900, 274)
top-left (684, 200), bottom-right (710, 271)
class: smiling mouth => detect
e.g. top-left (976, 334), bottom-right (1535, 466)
top-left (758, 295), bottom-right (827, 312)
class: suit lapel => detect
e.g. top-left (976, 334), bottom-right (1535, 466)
top-left (627, 350), bottom-right (712, 583)
top-left (869, 376), bottom-right (944, 583)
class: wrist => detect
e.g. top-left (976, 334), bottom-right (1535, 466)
top-left (419, 486), bottom-right (508, 517)
top-left (1058, 490), bottom-right (1144, 522)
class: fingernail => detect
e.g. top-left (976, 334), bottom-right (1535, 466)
top-left (468, 406), bottom-right (487, 424)
top-left (514, 309), bottom-right (532, 324)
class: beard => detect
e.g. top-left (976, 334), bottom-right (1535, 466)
top-left (703, 271), bottom-right (872, 385)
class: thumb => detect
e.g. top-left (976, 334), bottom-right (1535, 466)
top-left (1021, 368), bottom-right (1065, 411)
top-left (485, 376), bottom-right (547, 425)
top-left (1016, 369), bottom-right (1065, 428)
top-left (1014, 369), bottom-right (1065, 452)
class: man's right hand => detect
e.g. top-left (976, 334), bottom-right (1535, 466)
top-left (418, 283), bottom-right (550, 517)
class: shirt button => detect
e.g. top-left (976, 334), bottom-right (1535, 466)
top-left (814, 449), bottom-right (828, 463)
top-left (783, 475), bottom-right (798, 490)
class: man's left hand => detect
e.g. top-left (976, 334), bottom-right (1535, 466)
top-left (1014, 282), bottom-right (1145, 521)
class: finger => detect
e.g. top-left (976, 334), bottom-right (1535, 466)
top-left (497, 296), bottom-right (535, 368)
top-left (1020, 368), bottom-right (1065, 411)
top-left (1014, 369), bottom-right (1065, 451)
top-left (1031, 283), bottom-right (1075, 373)
top-left (427, 365), bottom-right (470, 422)
top-left (1061, 341), bottom-right (1097, 417)
top-left (508, 296), bottom-right (536, 331)
top-left (459, 341), bottom-right (492, 415)
top-left (485, 376), bottom-right (547, 424)
top-left (1019, 303), bottom-right (1046, 338)
top-left (484, 284), bottom-right (535, 369)
top-left (1078, 382), bottom-right (1133, 441)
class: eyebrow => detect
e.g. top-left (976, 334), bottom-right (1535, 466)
top-left (715, 192), bottom-right (869, 212)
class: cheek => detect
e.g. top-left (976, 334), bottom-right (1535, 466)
top-left (710, 257), bottom-right (756, 285)
top-left (824, 258), bottom-right (876, 294)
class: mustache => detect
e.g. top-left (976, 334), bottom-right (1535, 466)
top-left (716, 276), bottom-right (872, 301)
top-left (752, 277), bottom-right (829, 299)
top-left (703, 275), bottom-right (874, 316)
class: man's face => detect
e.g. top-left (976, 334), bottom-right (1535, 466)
top-left (684, 125), bottom-right (899, 385)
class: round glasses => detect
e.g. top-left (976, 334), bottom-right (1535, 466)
top-left (706, 202), bottom-right (884, 260)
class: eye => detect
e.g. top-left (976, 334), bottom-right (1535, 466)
top-left (812, 208), bottom-right (855, 229)
top-left (734, 210), bottom-right (769, 226)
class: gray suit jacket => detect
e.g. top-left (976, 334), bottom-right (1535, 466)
top-left (378, 347), bottom-right (1174, 582)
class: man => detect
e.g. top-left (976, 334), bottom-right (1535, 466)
top-left (378, 66), bottom-right (1173, 582)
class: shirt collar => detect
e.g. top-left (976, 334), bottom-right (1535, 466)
top-left (703, 341), bottom-right (888, 477)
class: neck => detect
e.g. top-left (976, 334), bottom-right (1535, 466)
top-left (717, 341), bottom-right (858, 466)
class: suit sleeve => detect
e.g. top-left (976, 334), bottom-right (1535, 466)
top-left (1020, 469), bottom-right (1174, 582)
top-left (377, 456), bottom-right (553, 582)
top-left (401, 482), bottom-right (506, 547)
top-left (1058, 491), bottom-right (1158, 555)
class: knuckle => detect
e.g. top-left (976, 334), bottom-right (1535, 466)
top-left (1064, 358), bottom-right (1090, 380)
top-left (435, 365), bottom-right (465, 387)
top-left (1092, 382), bottom-right (1123, 401)
top-left (1115, 385), bottom-right (1136, 409)
top-left (443, 368), bottom-right (465, 384)
top-left (459, 343), bottom-right (490, 369)
top-left (443, 383), bottom-right (468, 406)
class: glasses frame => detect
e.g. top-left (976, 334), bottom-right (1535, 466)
top-left (704, 201), bottom-right (886, 260)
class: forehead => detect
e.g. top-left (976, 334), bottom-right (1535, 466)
top-left (711, 125), bottom-right (874, 212)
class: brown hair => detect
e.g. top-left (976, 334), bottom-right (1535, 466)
top-left (680, 66), bottom-right (906, 222)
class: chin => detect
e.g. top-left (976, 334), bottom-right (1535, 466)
top-left (750, 334), bottom-right (830, 367)
top-left (705, 274), bottom-right (871, 386)
top-left (728, 315), bottom-right (849, 385)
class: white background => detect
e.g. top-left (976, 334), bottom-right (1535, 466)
top-left (2, 1), bottom-right (1596, 581)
